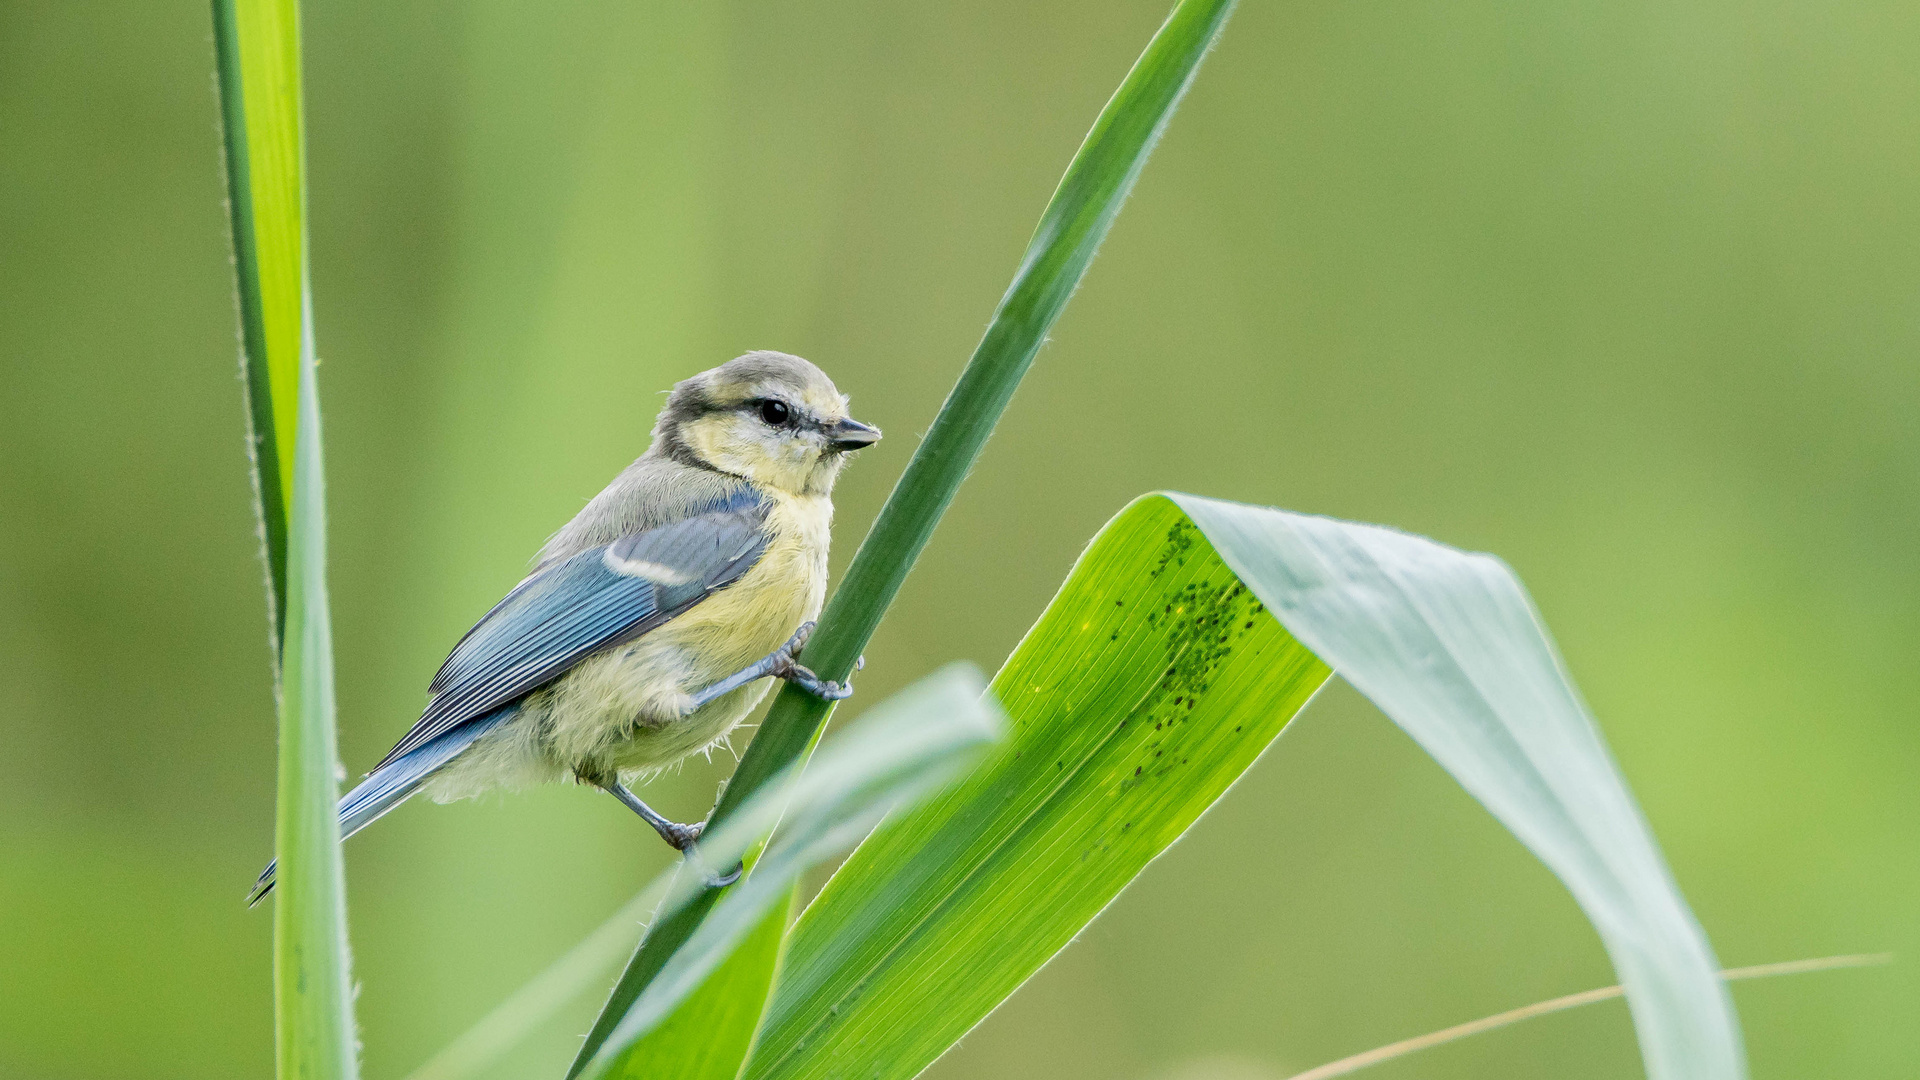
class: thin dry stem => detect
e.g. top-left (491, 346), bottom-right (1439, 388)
top-left (1282, 953), bottom-right (1894, 1080)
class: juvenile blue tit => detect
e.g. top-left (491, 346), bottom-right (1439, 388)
top-left (249, 351), bottom-right (880, 903)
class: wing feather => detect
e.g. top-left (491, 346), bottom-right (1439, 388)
top-left (371, 495), bottom-right (769, 770)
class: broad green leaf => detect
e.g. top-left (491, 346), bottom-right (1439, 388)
top-left (1169, 493), bottom-right (1744, 1080)
top-left (747, 498), bottom-right (1330, 1080)
top-left (213, 2), bottom-right (355, 1079)
top-left (748, 495), bottom-right (1742, 1080)
top-left (409, 667), bottom-right (1001, 1080)
top-left (570, 4), bottom-right (1239, 1067)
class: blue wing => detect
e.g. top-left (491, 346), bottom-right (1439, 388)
top-left (371, 491), bottom-right (770, 770)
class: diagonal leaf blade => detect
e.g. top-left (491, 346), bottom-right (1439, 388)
top-left (568, 5), bottom-right (1238, 1069)
top-left (402, 884), bottom-right (792, 1080)
top-left (748, 494), bottom-right (1743, 1080)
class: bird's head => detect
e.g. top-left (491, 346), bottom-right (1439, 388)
top-left (650, 351), bottom-right (881, 497)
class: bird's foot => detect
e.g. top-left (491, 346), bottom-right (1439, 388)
top-left (643, 810), bottom-right (741, 886)
top-left (671, 825), bottom-right (744, 887)
top-left (676, 622), bottom-right (853, 716)
top-left (604, 780), bottom-right (709, 851)
top-left (658, 818), bottom-right (703, 851)
top-left (769, 621), bottom-right (854, 701)
top-left (600, 781), bottom-right (738, 886)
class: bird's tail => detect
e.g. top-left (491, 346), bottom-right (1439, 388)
top-left (245, 706), bottom-right (518, 907)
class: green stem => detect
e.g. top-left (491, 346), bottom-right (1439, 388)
top-left (214, 1), bottom-right (358, 1076)
top-left (567, 1), bottom-right (1239, 1073)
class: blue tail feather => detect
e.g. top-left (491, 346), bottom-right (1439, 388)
top-left (245, 706), bottom-right (518, 906)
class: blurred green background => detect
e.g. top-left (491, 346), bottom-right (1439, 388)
top-left (2, 1), bottom-right (1915, 1077)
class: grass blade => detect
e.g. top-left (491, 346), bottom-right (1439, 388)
top-left (750, 493), bottom-right (1745, 1080)
top-left (1171, 493), bottom-right (1746, 1080)
top-left (567, 4), bottom-right (1237, 1070)
top-left (404, 888), bottom-right (665, 1080)
top-left (213, 1), bottom-right (356, 1077)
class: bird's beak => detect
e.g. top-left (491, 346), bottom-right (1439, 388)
top-left (826, 417), bottom-right (882, 451)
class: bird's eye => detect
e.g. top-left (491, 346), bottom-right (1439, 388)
top-left (758, 399), bottom-right (792, 427)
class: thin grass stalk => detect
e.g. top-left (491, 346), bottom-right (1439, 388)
top-left (212, 1), bottom-right (358, 1076)
top-left (1280, 954), bottom-right (1893, 1080)
top-left (567, 1), bottom-right (1239, 1071)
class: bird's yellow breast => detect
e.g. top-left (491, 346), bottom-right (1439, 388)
top-left (661, 490), bottom-right (832, 684)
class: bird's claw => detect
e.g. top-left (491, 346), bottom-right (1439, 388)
top-left (813, 677), bottom-right (855, 700)
top-left (678, 834), bottom-right (742, 887)
top-left (771, 655), bottom-right (854, 700)
top-left (772, 622), bottom-right (855, 701)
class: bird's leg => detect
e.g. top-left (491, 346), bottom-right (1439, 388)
top-left (601, 779), bottom-right (703, 850)
top-left (678, 621), bottom-right (854, 715)
top-left (598, 779), bottom-right (742, 886)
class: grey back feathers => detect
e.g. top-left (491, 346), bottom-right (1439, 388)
top-left (537, 458), bottom-right (752, 568)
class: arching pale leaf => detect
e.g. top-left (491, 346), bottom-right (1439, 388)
top-left (1171, 492), bottom-right (1742, 1080)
